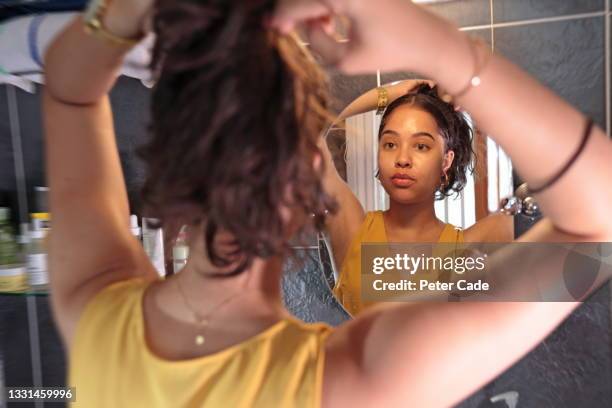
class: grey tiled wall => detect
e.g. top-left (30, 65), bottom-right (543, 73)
top-left (0, 88), bottom-right (20, 226)
top-left (495, 17), bottom-right (606, 129)
top-left (493, 0), bottom-right (604, 23)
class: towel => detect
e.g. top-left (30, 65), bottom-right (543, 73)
top-left (0, 12), bottom-right (154, 93)
top-left (0, 1), bottom-right (87, 22)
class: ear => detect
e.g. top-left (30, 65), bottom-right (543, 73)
top-left (442, 150), bottom-right (455, 174)
top-left (313, 151), bottom-right (323, 172)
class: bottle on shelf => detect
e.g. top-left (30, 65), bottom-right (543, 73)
top-left (172, 226), bottom-right (189, 274)
top-left (0, 207), bottom-right (18, 265)
top-left (0, 208), bottom-right (27, 293)
top-left (31, 212), bottom-right (51, 231)
top-left (27, 222), bottom-right (49, 291)
top-left (130, 215), bottom-right (141, 242)
top-left (142, 217), bottom-right (165, 278)
top-left (34, 187), bottom-right (49, 213)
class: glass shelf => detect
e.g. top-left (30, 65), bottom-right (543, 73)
top-left (0, 287), bottom-right (49, 296)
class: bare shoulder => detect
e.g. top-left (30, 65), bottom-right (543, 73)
top-left (464, 213), bottom-right (514, 243)
top-left (320, 308), bottom-right (390, 408)
top-left (320, 302), bottom-right (449, 407)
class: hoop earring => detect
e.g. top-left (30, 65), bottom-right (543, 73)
top-left (440, 173), bottom-right (449, 189)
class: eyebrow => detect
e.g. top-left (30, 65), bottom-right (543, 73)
top-left (381, 129), bottom-right (435, 141)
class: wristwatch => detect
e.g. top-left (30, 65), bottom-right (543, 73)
top-left (83, 0), bottom-right (142, 47)
top-left (376, 87), bottom-right (389, 115)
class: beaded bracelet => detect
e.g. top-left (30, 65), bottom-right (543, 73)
top-left (441, 36), bottom-right (491, 104)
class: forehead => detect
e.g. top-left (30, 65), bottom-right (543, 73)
top-left (382, 105), bottom-right (440, 137)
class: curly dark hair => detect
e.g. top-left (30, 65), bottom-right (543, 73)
top-left (138, 0), bottom-right (338, 276)
top-left (378, 83), bottom-right (476, 200)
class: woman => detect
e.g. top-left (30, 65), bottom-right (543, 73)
top-left (320, 81), bottom-right (514, 316)
top-left (44, 0), bottom-right (611, 407)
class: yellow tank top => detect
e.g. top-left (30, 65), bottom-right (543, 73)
top-left (333, 210), bottom-right (464, 316)
top-left (68, 277), bottom-right (333, 408)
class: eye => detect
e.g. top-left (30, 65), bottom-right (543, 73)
top-left (416, 143), bottom-right (430, 151)
top-left (383, 142), bottom-right (396, 149)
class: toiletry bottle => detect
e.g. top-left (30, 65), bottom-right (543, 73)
top-left (0, 208), bottom-right (27, 292)
top-left (142, 217), bottom-right (165, 278)
top-left (31, 212), bottom-right (51, 231)
top-left (0, 207), bottom-right (18, 266)
top-left (130, 215), bottom-right (141, 242)
top-left (27, 226), bottom-right (49, 291)
top-left (34, 187), bottom-right (49, 213)
top-left (172, 226), bottom-right (189, 274)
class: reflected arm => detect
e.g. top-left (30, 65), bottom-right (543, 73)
top-left (334, 79), bottom-right (432, 123)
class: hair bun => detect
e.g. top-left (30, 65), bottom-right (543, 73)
top-left (408, 82), bottom-right (442, 99)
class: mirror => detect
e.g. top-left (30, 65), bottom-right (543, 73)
top-left (326, 79), bottom-right (514, 224)
top-left (318, 78), bottom-right (516, 312)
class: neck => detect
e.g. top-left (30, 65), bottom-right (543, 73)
top-left (170, 255), bottom-right (286, 319)
top-left (385, 197), bottom-right (443, 232)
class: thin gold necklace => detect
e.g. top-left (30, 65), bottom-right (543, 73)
top-left (174, 277), bottom-right (244, 346)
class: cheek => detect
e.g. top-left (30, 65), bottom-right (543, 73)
top-left (378, 151), bottom-right (394, 172)
top-left (421, 156), bottom-right (445, 181)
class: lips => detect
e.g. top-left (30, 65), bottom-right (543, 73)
top-left (391, 173), bottom-right (416, 187)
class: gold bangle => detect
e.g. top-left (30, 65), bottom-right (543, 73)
top-left (84, 19), bottom-right (141, 48)
top-left (376, 87), bottom-right (389, 115)
top-left (83, 0), bottom-right (143, 48)
top-left (441, 36), bottom-right (491, 104)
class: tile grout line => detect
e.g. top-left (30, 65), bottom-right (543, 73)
top-left (461, 10), bottom-right (607, 32)
top-left (0, 357), bottom-right (4, 407)
top-left (6, 86), bottom-right (29, 222)
top-left (26, 296), bottom-right (43, 408)
top-left (606, 0), bottom-right (612, 365)
top-left (301, 12), bottom-right (612, 45)
top-left (489, 0), bottom-right (495, 50)
top-left (7, 85), bottom-right (43, 406)
top-left (606, 0), bottom-right (611, 138)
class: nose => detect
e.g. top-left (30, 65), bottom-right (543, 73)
top-left (395, 145), bottom-right (412, 168)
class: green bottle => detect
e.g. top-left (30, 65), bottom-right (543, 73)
top-left (0, 207), bottom-right (19, 266)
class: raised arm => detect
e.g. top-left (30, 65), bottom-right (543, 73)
top-left (334, 79), bottom-right (432, 122)
top-left (44, 3), bottom-right (154, 350)
top-left (317, 133), bottom-right (364, 270)
top-left (272, 1), bottom-right (612, 407)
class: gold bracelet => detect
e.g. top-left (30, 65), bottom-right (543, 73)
top-left (83, 0), bottom-right (143, 48)
top-left (441, 36), bottom-right (491, 104)
top-left (84, 19), bottom-right (141, 48)
top-left (376, 87), bottom-right (389, 115)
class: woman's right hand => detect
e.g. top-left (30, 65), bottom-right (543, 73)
top-left (271, 0), bottom-right (461, 77)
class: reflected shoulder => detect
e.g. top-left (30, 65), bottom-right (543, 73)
top-left (464, 213), bottom-right (514, 243)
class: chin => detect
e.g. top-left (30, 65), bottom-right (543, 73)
top-left (385, 185), bottom-right (433, 204)
top-left (387, 191), bottom-right (420, 204)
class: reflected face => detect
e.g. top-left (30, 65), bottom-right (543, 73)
top-left (378, 105), bottom-right (454, 204)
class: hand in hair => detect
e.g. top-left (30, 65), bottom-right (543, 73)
top-left (271, 0), bottom-right (455, 75)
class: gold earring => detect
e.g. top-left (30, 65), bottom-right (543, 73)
top-left (440, 173), bottom-right (449, 189)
